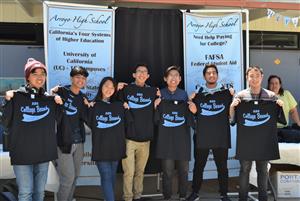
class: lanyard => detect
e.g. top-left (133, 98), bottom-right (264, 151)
top-left (250, 89), bottom-right (262, 100)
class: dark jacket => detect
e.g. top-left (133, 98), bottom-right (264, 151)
top-left (55, 86), bottom-right (88, 153)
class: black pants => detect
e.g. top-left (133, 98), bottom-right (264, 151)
top-left (192, 148), bottom-right (229, 196)
top-left (162, 159), bottom-right (189, 199)
top-left (239, 160), bottom-right (268, 201)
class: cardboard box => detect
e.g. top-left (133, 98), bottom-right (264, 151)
top-left (271, 171), bottom-right (300, 198)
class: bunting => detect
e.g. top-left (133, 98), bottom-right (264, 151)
top-left (267, 9), bottom-right (299, 28)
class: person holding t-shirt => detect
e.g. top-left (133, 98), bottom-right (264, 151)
top-left (187, 64), bottom-right (234, 201)
top-left (229, 66), bottom-right (284, 201)
top-left (86, 77), bottom-right (131, 201)
top-left (1, 58), bottom-right (64, 201)
top-left (118, 64), bottom-right (158, 201)
top-left (154, 66), bottom-right (196, 200)
top-left (51, 66), bottom-right (89, 201)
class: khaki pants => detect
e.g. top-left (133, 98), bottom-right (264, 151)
top-left (122, 139), bottom-right (150, 201)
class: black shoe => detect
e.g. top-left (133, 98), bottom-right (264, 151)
top-left (186, 192), bottom-right (199, 201)
top-left (220, 196), bottom-right (232, 201)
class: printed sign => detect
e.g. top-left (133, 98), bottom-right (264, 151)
top-left (183, 12), bottom-right (244, 179)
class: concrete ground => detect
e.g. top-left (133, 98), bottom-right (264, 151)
top-left (44, 175), bottom-right (299, 201)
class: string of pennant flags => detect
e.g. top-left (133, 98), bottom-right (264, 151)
top-left (267, 9), bottom-right (299, 28)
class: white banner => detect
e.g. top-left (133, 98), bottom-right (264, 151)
top-left (183, 12), bottom-right (244, 179)
top-left (44, 1), bottom-right (114, 100)
top-left (44, 1), bottom-right (115, 185)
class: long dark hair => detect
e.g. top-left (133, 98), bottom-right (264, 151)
top-left (267, 75), bottom-right (284, 96)
top-left (94, 77), bottom-right (117, 101)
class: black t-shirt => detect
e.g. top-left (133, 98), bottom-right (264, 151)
top-left (193, 89), bottom-right (232, 148)
top-left (56, 86), bottom-right (87, 144)
top-left (87, 101), bottom-right (132, 161)
top-left (118, 84), bottom-right (157, 142)
top-left (2, 91), bottom-right (62, 165)
top-left (235, 100), bottom-right (286, 160)
top-left (155, 100), bottom-right (193, 160)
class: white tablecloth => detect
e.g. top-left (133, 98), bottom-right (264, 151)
top-left (271, 143), bottom-right (300, 166)
top-left (250, 142), bottom-right (300, 187)
top-left (0, 150), bottom-right (15, 179)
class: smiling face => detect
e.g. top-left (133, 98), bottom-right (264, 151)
top-left (27, 68), bottom-right (46, 89)
top-left (133, 66), bottom-right (149, 86)
top-left (71, 74), bottom-right (87, 90)
top-left (268, 77), bottom-right (281, 95)
top-left (204, 67), bottom-right (218, 85)
top-left (102, 79), bottom-right (115, 100)
top-left (164, 69), bottom-right (181, 89)
top-left (247, 68), bottom-right (263, 89)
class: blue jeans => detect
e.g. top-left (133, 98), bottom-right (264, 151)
top-left (13, 162), bottom-right (49, 201)
top-left (96, 161), bottom-right (118, 201)
top-left (239, 160), bottom-right (268, 201)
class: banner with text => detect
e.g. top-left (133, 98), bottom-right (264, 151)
top-left (44, 1), bottom-right (115, 185)
top-left (44, 1), bottom-right (114, 100)
top-left (183, 12), bottom-right (243, 179)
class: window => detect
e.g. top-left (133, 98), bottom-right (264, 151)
top-left (250, 32), bottom-right (298, 49)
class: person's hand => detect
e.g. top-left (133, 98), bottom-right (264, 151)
top-left (54, 95), bottom-right (63, 105)
top-left (276, 99), bottom-right (284, 107)
top-left (156, 88), bottom-right (161, 97)
top-left (229, 87), bottom-right (235, 96)
top-left (117, 82), bottom-right (127, 91)
top-left (89, 101), bottom-right (95, 108)
top-left (83, 97), bottom-right (90, 106)
top-left (50, 85), bottom-right (60, 95)
top-left (83, 97), bottom-right (95, 108)
top-left (154, 98), bottom-right (161, 109)
top-left (123, 102), bottom-right (129, 109)
top-left (189, 92), bottom-right (196, 101)
top-left (230, 98), bottom-right (241, 108)
top-left (5, 90), bottom-right (15, 101)
top-left (188, 101), bottom-right (197, 114)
